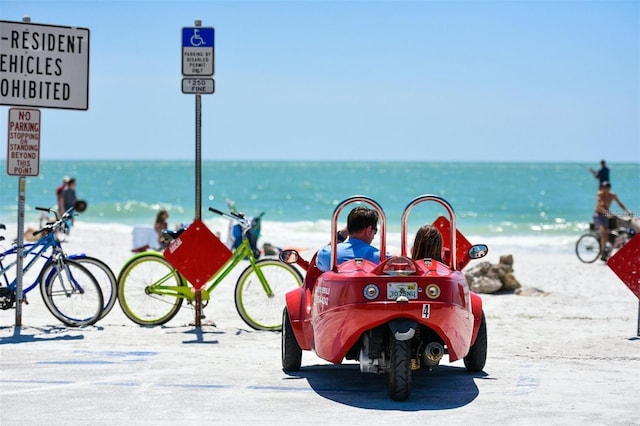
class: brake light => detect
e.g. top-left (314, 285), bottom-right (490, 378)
top-left (382, 256), bottom-right (417, 276)
top-left (363, 284), bottom-right (379, 300)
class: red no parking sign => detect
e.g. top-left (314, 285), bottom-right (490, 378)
top-left (7, 108), bottom-right (41, 177)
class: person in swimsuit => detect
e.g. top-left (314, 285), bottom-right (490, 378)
top-left (593, 181), bottom-right (629, 261)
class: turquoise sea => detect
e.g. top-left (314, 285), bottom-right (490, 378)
top-left (1, 161), bottom-right (638, 247)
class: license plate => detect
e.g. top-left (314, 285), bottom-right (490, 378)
top-left (386, 282), bottom-right (418, 300)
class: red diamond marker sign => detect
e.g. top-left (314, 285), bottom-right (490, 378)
top-left (608, 234), bottom-right (640, 299)
top-left (432, 216), bottom-right (472, 270)
top-left (163, 219), bottom-right (231, 290)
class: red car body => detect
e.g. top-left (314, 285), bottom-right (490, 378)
top-left (281, 195), bottom-right (488, 401)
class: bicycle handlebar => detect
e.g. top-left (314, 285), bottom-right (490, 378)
top-left (208, 206), bottom-right (253, 232)
top-left (32, 206), bottom-right (76, 236)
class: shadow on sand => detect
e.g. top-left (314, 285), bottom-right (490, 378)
top-left (0, 325), bottom-right (85, 344)
top-left (160, 323), bottom-right (226, 344)
top-left (284, 363), bottom-right (488, 410)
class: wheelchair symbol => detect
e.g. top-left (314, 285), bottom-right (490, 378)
top-left (190, 29), bottom-right (206, 47)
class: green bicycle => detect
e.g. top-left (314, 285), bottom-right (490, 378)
top-left (117, 207), bottom-right (303, 330)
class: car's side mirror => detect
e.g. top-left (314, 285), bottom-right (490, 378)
top-left (468, 244), bottom-right (488, 259)
top-left (279, 249), bottom-right (300, 264)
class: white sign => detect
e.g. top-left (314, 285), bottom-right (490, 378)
top-left (182, 27), bottom-right (214, 76)
top-left (7, 108), bottom-right (41, 176)
top-left (182, 78), bottom-right (214, 94)
top-left (0, 20), bottom-right (90, 110)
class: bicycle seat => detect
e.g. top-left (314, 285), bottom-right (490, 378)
top-left (162, 228), bottom-right (186, 241)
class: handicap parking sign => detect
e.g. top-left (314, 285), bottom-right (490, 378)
top-left (182, 27), bottom-right (214, 76)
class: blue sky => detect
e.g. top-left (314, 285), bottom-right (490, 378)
top-left (0, 0), bottom-right (638, 162)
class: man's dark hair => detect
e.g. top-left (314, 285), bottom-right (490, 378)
top-left (347, 207), bottom-right (378, 233)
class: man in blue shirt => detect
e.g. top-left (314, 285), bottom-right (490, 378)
top-left (590, 160), bottom-right (610, 187)
top-left (316, 206), bottom-right (381, 272)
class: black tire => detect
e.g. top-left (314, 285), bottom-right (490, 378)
top-left (575, 233), bottom-right (601, 263)
top-left (41, 259), bottom-right (104, 327)
top-left (464, 311), bottom-right (487, 372)
top-left (388, 337), bottom-right (412, 401)
top-left (41, 256), bottom-right (117, 320)
top-left (281, 307), bottom-right (302, 371)
top-left (74, 256), bottom-right (118, 320)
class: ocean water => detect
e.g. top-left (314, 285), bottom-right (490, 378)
top-left (1, 161), bottom-right (638, 252)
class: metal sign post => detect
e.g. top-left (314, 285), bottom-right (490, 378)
top-left (15, 177), bottom-right (26, 326)
top-left (182, 19), bottom-right (215, 327)
top-left (6, 107), bottom-right (41, 326)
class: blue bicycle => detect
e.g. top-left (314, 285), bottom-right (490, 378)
top-left (34, 205), bottom-right (118, 320)
top-left (0, 205), bottom-right (104, 327)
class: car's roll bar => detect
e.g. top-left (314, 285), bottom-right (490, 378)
top-left (330, 195), bottom-right (387, 272)
top-left (400, 194), bottom-right (457, 270)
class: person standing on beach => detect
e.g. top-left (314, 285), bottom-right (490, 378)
top-left (590, 160), bottom-right (610, 187)
top-left (593, 181), bottom-right (629, 261)
top-left (316, 206), bottom-right (381, 272)
top-left (61, 178), bottom-right (77, 223)
top-left (56, 176), bottom-right (70, 214)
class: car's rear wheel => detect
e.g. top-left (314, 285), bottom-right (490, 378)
top-left (388, 337), bottom-right (412, 401)
top-left (464, 311), bottom-right (487, 372)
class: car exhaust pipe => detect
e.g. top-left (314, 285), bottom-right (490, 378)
top-left (422, 342), bottom-right (444, 368)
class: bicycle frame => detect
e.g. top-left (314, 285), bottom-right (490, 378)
top-left (0, 206), bottom-right (89, 301)
top-left (140, 234), bottom-right (273, 302)
top-left (0, 233), bottom-right (59, 296)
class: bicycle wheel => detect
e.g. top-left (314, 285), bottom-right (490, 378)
top-left (575, 233), bottom-right (601, 263)
top-left (117, 253), bottom-right (185, 326)
top-left (41, 259), bottom-right (104, 327)
top-left (41, 256), bottom-right (117, 320)
top-left (235, 259), bottom-right (303, 331)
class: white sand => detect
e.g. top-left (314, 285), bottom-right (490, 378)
top-left (1, 222), bottom-right (639, 425)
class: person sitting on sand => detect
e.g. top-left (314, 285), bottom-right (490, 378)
top-left (593, 181), bottom-right (630, 261)
top-left (411, 224), bottom-right (444, 262)
top-left (154, 210), bottom-right (170, 249)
